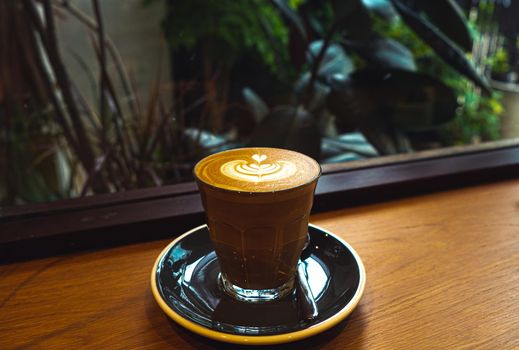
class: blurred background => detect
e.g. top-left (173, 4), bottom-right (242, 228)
top-left (2, 0), bottom-right (519, 206)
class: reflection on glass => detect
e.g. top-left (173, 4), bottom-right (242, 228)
top-left (2, 0), bottom-right (519, 206)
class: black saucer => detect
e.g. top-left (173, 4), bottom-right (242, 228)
top-left (151, 224), bottom-right (366, 345)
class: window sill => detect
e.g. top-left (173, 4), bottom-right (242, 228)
top-left (2, 142), bottom-right (519, 262)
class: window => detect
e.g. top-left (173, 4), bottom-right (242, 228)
top-left (2, 0), bottom-right (519, 260)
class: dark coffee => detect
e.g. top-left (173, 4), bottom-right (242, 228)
top-left (194, 148), bottom-right (320, 301)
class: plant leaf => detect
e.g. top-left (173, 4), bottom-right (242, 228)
top-left (359, 122), bottom-right (411, 155)
top-left (295, 41), bottom-right (354, 111)
top-left (343, 37), bottom-right (417, 71)
top-left (410, 0), bottom-right (472, 52)
top-left (390, 0), bottom-right (490, 94)
top-left (307, 41), bottom-right (355, 77)
top-left (327, 69), bottom-right (459, 131)
top-left (248, 105), bottom-right (321, 159)
top-left (242, 87), bottom-right (269, 123)
top-left (362, 0), bottom-right (398, 21)
top-left (271, 0), bottom-right (307, 42)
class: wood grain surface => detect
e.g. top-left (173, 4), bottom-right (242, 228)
top-left (1, 179), bottom-right (519, 349)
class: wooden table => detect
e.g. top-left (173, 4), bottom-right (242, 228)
top-left (1, 179), bottom-right (519, 349)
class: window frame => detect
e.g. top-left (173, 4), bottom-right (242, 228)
top-left (2, 143), bottom-right (519, 262)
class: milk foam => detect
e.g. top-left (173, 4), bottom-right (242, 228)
top-left (195, 148), bottom-right (320, 192)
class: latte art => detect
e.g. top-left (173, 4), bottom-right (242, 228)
top-left (220, 156), bottom-right (297, 183)
top-left (194, 147), bottom-right (320, 192)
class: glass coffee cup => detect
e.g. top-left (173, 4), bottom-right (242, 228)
top-left (194, 147), bottom-right (321, 303)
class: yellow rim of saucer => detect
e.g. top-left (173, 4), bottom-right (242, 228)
top-left (150, 223), bottom-right (366, 345)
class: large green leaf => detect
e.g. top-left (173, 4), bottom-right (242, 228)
top-left (360, 122), bottom-right (412, 155)
top-left (343, 37), bottom-right (416, 71)
top-left (390, 0), bottom-right (490, 94)
top-left (408, 0), bottom-right (473, 52)
top-left (295, 41), bottom-right (354, 111)
top-left (362, 0), bottom-right (398, 21)
top-left (248, 105), bottom-right (321, 159)
top-left (307, 41), bottom-right (355, 77)
top-left (327, 69), bottom-right (459, 131)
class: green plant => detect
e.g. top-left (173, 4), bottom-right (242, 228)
top-left (0, 0), bottom-right (503, 205)
top-left (150, 0), bottom-right (301, 133)
top-left (159, 0), bottom-right (292, 74)
top-left (440, 62), bottom-right (503, 145)
top-left (374, 12), bottom-right (503, 145)
top-left (239, 0), bottom-right (494, 157)
top-left (0, 0), bottom-right (225, 205)
top-left (0, 0), bottom-right (73, 204)
top-left (489, 47), bottom-right (510, 74)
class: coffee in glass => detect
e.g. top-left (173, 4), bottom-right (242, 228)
top-left (194, 147), bottom-right (320, 302)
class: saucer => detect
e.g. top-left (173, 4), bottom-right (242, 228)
top-left (150, 224), bottom-right (366, 345)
